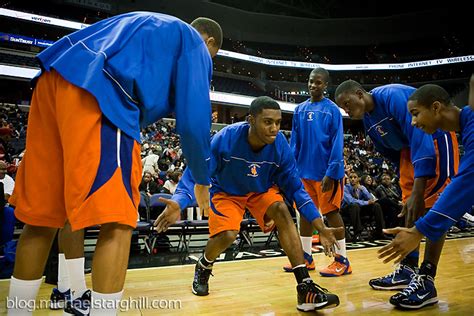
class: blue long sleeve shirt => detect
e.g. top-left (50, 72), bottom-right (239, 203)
top-left (364, 84), bottom-right (448, 179)
top-left (290, 98), bottom-right (345, 181)
top-left (172, 122), bottom-right (321, 223)
top-left (342, 184), bottom-right (373, 207)
top-left (35, 11), bottom-right (212, 185)
top-left (416, 106), bottom-right (474, 241)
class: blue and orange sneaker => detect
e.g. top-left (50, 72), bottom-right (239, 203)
top-left (369, 264), bottom-right (418, 290)
top-left (389, 274), bottom-right (438, 309)
top-left (49, 288), bottom-right (71, 310)
top-left (283, 252), bottom-right (315, 272)
top-left (319, 254), bottom-right (352, 277)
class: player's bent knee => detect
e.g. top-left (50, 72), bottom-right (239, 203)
top-left (99, 222), bottom-right (134, 237)
top-left (267, 201), bottom-right (291, 222)
top-left (216, 230), bottom-right (239, 244)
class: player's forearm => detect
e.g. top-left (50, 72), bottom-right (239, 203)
top-left (415, 211), bottom-right (452, 242)
top-left (411, 177), bottom-right (428, 199)
top-left (298, 201), bottom-right (321, 223)
top-left (311, 217), bottom-right (327, 233)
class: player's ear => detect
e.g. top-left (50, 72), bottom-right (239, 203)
top-left (432, 101), bottom-right (441, 114)
top-left (247, 114), bottom-right (255, 125)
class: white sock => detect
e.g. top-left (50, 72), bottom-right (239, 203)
top-left (90, 290), bottom-right (123, 315)
top-left (7, 276), bottom-right (42, 315)
top-left (300, 236), bottom-right (313, 256)
top-left (57, 253), bottom-right (70, 292)
top-left (66, 257), bottom-right (88, 300)
top-left (335, 238), bottom-right (347, 258)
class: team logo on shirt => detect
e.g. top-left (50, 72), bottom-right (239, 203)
top-left (376, 125), bottom-right (387, 137)
top-left (307, 111), bottom-right (314, 121)
top-left (247, 163), bottom-right (260, 177)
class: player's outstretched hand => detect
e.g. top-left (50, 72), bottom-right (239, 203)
top-left (319, 226), bottom-right (344, 257)
top-left (377, 227), bottom-right (423, 264)
top-left (154, 197), bottom-right (181, 233)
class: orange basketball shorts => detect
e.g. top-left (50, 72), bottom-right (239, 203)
top-left (301, 178), bottom-right (344, 215)
top-left (10, 70), bottom-right (142, 231)
top-left (399, 132), bottom-right (459, 208)
top-left (208, 186), bottom-right (283, 237)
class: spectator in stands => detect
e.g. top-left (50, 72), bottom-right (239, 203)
top-left (375, 173), bottom-right (403, 229)
top-left (231, 113), bottom-right (240, 123)
top-left (7, 13), bottom-right (222, 315)
top-left (0, 127), bottom-right (13, 163)
top-left (342, 172), bottom-right (385, 241)
top-left (142, 148), bottom-right (160, 177)
top-left (0, 162), bottom-right (15, 255)
top-left (163, 143), bottom-right (177, 161)
top-left (138, 171), bottom-right (162, 220)
top-left (163, 170), bottom-right (183, 194)
top-left (360, 174), bottom-right (378, 199)
top-left (0, 161), bottom-right (15, 200)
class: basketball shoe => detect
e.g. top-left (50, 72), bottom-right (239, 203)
top-left (296, 280), bottom-right (340, 311)
top-left (64, 289), bottom-right (91, 315)
top-left (192, 260), bottom-right (213, 296)
top-left (369, 264), bottom-right (417, 290)
top-left (283, 252), bottom-right (315, 272)
top-left (389, 274), bottom-right (438, 309)
top-left (49, 288), bottom-right (71, 310)
top-left (319, 254), bottom-right (352, 277)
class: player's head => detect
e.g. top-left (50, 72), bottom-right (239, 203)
top-left (191, 17), bottom-right (223, 58)
top-left (334, 79), bottom-right (367, 119)
top-left (308, 68), bottom-right (329, 101)
top-left (248, 96), bottom-right (282, 145)
top-left (407, 84), bottom-right (451, 134)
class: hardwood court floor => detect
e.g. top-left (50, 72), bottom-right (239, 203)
top-left (1, 237), bottom-right (473, 315)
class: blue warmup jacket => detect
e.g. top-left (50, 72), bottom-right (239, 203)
top-left (172, 122), bottom-right (321, 223)
top-left (35, 11), bottom-right (213, 184)
top-left (290, 98), bottom-right (345, 181)
top-left (416, 106), bottom-right (474, 241)
top-left (364, 84), bottom-right (452, 179)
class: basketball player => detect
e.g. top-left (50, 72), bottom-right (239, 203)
top-left (379, 85), bottom-right (473, 298)
top-left (155, 96), bottom-right (341, 311)
top-left (282, 68), bottom-right (350, 277)
top-left (7, 12), bottom-right (222, 315)
top-left (334, 80), bottom-right (459, 309)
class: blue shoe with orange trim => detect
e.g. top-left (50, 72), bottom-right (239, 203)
top-left (283, 252), bottom-right (315, 272)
